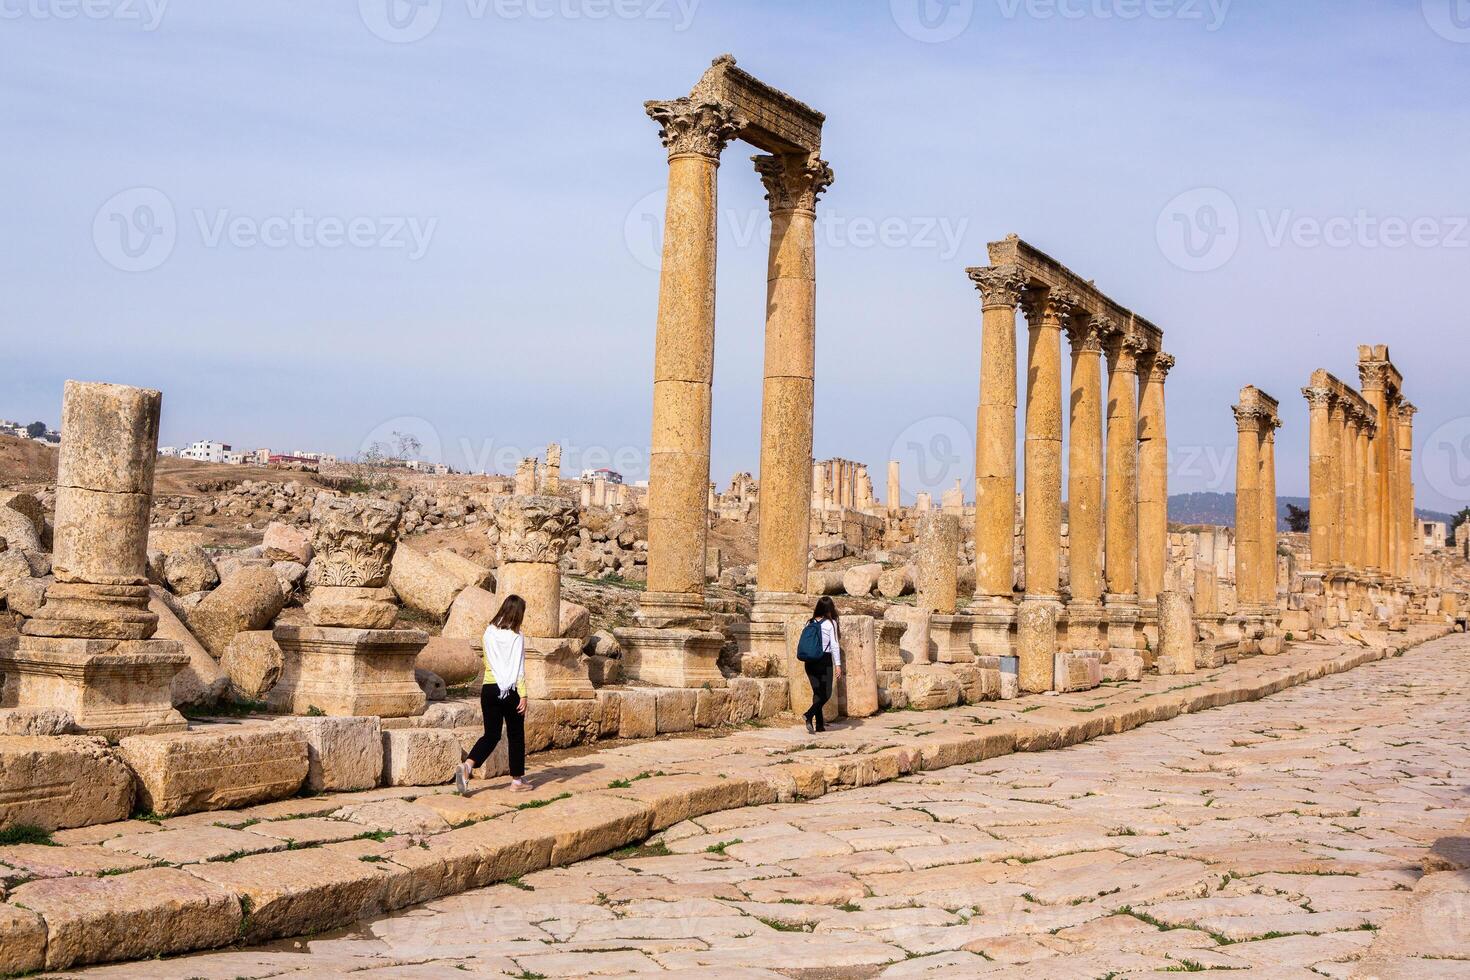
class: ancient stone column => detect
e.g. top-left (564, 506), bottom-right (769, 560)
top-left (639, 97), bottom-right (741, 625)
top-left (752, 151), bottom-right (833, 605)
top-left (1022, 289), bottom-right (1069, 603)
top-left (1257, 419), bottom-right (1280, 612)
top-left (1138, 351), bottom-right (1174, 617)
top-left (544, 444), bottom-right (562, 493)
top-left (1233, 403), bottom-right (1262, 611)
top-left (1065, 315), bottom-right (1106, 650)
top-left (1194, 528), bottom-right (1218, 618)
top-left (1398, 403), bottom-right (1417, 582)
top-left (1326, 394), bottom-right (1346, 573)
top-left (1359, 362), bottom-right (1387, 579)
top-left (1016, 598), bottom-right (1056, 694)
top-left (917, 512), bottom-right (971, 663)
top-left (1303, 385), bottom-right (1333, 572)
top-left (1104, 332), bottom-right (1145, 653)
top-left (7, 381), bottom-right (188, 737)
top-left (514, 458), bottom-right (538, 496)
top-left (494, 495), bottom-right (592, 700)
top-left (887, 460), bottom-right (901, 514)
top-left (1156, 591), bottom-right (1196, 675)
top-left (1343, 408), bottom-right (1360, 575)
top-left (273, 493), bottom-right (427, 717)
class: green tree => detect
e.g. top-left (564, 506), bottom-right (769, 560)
top-left (1285, 503), bottom-right (1310, 534)
top-left (24, 421), bottom-right (46, 439)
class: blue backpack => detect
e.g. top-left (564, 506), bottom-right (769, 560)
top-left (797, 619), bottom-right (826, 662)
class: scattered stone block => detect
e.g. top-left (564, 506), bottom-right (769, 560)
top-left (261, 522), bottom-right (312, 564)
top-left (559, 601), bottom-right (591, 640)
top-left (221, 630), bottom-right (284, 701)
top-left (389, 545), bottom-right (465, 621)
top-left (418, 636), bottom-right (480, 687)
top-left (0, 735), bottom-right (132, 831)
top-left (723, 677), bottom-right (759, 725)
top-left (841, 563), bottom-right (882, 598)
top-left (441, 586), bottom-right (499, 644)
top-left (900, 663), bottom-right (961, 709)
top-left (655, 688), bottom-right (697, 733)
top-left (418, 700), bottom-right (479, 728)
top-left (0, 707), bottom-right (72, 736)
top-left (119, 726), bottom-right (308, 817)
top-left (754, 677), bottom-right (789, 717)
top-left (416, 668), bottom-right (447, 701)
top-left (0, 904), bottom-right (44, 976)
top-left (997, 656), bottom-right (1019, 700)
top-left (380, 728), bottom-right (460, 787)
top-left (1053, 650), bottom-right (1103, 693)
top-left (694, 687), bottom-right (729, 727)
top-left (877, 565), bottom-right (916, 599)
top-left (524, 698), bottom-right (600, 751)
top-left (186, 567), bottom-right (287, 658)
top-left (150, 588), bottom-right (227, 709)
top-left (427, 549), bottom-right (494, 591)
top-left (162, 546), bottom-right (219, 596)
top-left (282, 715), bottom-right (383, 793)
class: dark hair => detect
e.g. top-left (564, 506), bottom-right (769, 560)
top-left (490, 594), bottom-right (526, 633)
top-left (813, 596), bottom-right (839, 624)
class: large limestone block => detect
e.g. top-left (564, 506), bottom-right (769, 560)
top-left (655, 688), bottom-right (697, 734)
top-left (842, 563), bottom-right (883, 598)
top-left (1157, 591), bottom-right (1197, 675)
top-left (269, 626), bottom-right (427, 718)
top-left (10, 866), bottom-right (239, 971)
top-left (188, 847), bottom-right (385, 943)
top-left (0, 708), bottom-right (72, 736)
top-left (162, 547), bottom-right (219, 596)
top-left (303, 585), bottom-right (397, 629)
top-left (442, 586), bottom-right (500, 644)
top-left (884, 605), bottom-right (932, 665)
top-left (0, 904), bottom-right (44, 976)
top-left (0, 504), bottom-right (42, 554)
top-left (261, 522), bottom-right (312, 564)
top-left (0, 550), bottom-right (33, 596)
top-left (693, 687), bottom-right (728, 727)
top-left (559, 600), bottom-right (591, 640)
top-left (900, 663), bottom-right (961, 710)
top-left (389, 545), bottom-right (466, 621)
top-left (916, 512), bottom-right (960, 613)
top-left (504, 792), bottom-right (654, 865)
top-left (149, 588), bottom-right (228, 709)
top-left (119, 726), bottom-right (308, 817)
top-left (807, 570), bottom-right (845, 595)
top-left (617, 689), bottom-right (657, 739)
top-left (605, 773), bottom-right (750, 831)
top-left (837, 614), bottom-right (880, 718)
top-left (0, 491), bottom-right (44, 538)
top-left (0, 735), bottom-right (133, 831)
top-left (523, 635), bottom-right (594, 700)
top-left (427, 549), bottom-right (494, 591)
top-left (282, 715), bottom-right (382, 792)
top-left (220, 631), bottom-right (284, 701)
top-left (1017, 599), bottom-right (1058, 694)
top-left (1053, 650), bottom-right (1103, 693)
top-left (723, 677), bottom-right (759, 725)
top-left (187, 566), bottom-right (288, 658)
top-left (524, 698), bottom-right (600, 752)
top-left (417, 636), bottom-right (481, 687)
top-left (381, 728), bottom-right (459, 787)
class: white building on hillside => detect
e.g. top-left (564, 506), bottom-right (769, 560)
top-left (180, 440), bottom-right (231, 463)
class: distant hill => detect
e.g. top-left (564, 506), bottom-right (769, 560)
top-left (1169, 491), bottom-right (1459, 531)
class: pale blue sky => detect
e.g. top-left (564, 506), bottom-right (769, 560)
top-left (2, 0), bottom-right (1467, 511)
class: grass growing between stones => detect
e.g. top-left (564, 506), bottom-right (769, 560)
top-left (0, 824), bottom-right (55, 846)
top-left (515, 792), bottom-right (572, 811)
top-left (705, 838), bottom-right (742, 854)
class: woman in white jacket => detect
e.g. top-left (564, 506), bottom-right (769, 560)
top-left (455, 594), bottom-right (531, 794)
top-left (804, 596), bottom-right (843, 734)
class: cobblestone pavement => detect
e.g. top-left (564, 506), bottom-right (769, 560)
top-left (63, 634), bottom-right (1470, 979)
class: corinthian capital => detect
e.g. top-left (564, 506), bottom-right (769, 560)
top-left (1065, 319), bottom-right (1104, 354)
top-left (1042, 289), bottom-right (1080, 325)
top-left (1232, 404), bottom-right (1265, 433)
top-left (1358, 361), bottom-right (1388, 392)
top-left (967, 265), bottom-right (1026, 310)
top-left (753, 153), bottom-right (834, 213)
top-left (495, 495), bottom-right (580, 565)
top-left (645, 98), bottom-right (745, 160)
top-left (1104, 331), bottom-right (1147, 374)
top-left (1301, 386), bottom-right (1334, 410)
top-left (1399, 401), bottom-right (1417, 421)
top-left (1144, 351), bottom-right (1176, 383)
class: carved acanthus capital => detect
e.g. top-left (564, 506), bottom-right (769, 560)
top-left (1065, 320), bottom-right (1104, 354)
top-left (1358, 361), bottom-right (1388, 392)
top-left (1105, 331), bottom-right (1147, 374)
top-left (645, 98), bottom-right (745, 161)
top-left (753, 153), bottom-right (834, 213)
top-left (1232, 404), bottom-right (1265, 433)
top-left (1042, 289), bottom-right (1081, 326)
top-left (1301, 386), bottom-right (1334, 410)
top-left (306, 492), bottom-right (402, 589)
top-left (1144, 352), bottom-right (1176, 383)
top-left (968, 265), bottom-right (1026, 310)
top-left (495, 495), bottom-right (580, 565)
top-left (1399, 401), bottom-right (1418, 422)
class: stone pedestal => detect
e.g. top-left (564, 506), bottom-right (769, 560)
top-left (1156, 591), bottom-right (1196, 675)
top-left (1064, 601), bottom-right (1104, 653)
top-left (1104, 594), bottom-right (1141, 660)
top-left (523, 635), bottom-right (595, 700)
top-left (1, 637), bottom-right (188, 740)
top-left (884, 606), bottom-right (931, 665)
top-left (876, 620), bottom-right (906, 672)
top-left (269, 626), bottom-right (428, 717)
top-left (929, 614), bottom-right (975, 663)
top-left (836, 615), bottom-right (879, 719)
top-left (616, 627), bottom-right (726, 689)
top-left (968, 595), bottom-right (1016, 658)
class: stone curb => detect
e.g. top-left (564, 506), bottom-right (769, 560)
top-left (0, 626), bottom-right (1451, 973)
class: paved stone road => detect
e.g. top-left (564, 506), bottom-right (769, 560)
top-left (63, 635), bottom-right (1470, 978)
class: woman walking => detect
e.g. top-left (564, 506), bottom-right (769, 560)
top-left (802, 596), bottom-right (843, 734)
top-left (455, 594), bottom-right (531, 794)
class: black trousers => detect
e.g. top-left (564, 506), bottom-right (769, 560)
top-left (804, 656), bottom-right (834, 731)
top-left (468, 684), bottom-right (525, 777)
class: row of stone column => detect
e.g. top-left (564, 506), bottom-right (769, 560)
top-left (968, 265), bottom-right (1172, 652)
top-left (1232, 387), bottom-right (1281, 615)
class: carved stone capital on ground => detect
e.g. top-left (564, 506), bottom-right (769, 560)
top-left (306, 493), bottom-right (402, 589)
top-left (752, 152), bottom-right (833, 213)
top-left (967, 264), bottom-right (1026, 311)
top-left (644, 97), bottom-right (744, 160)
top-left (494, 495), bottom-right (579, 565)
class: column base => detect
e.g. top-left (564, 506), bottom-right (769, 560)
top-left (613, 626), bottom-right (726, 689)
top-left (1, 635), bottom-right (188, 740)
top-left (1064, 600), bottom-right (1105, 652)
top-left (750, 592), bottom-right (814, 623)
top-left (876, 619), bottom-right (907, 672)
top-left (634, 591), bottom-right (714, 630)
top-left (966, 594), bottom-right (1017, 658)
top-left (1104, 594), bottom-right (1145, 679)
top-left (270, 626), bottom-right (428, 718)
top-left (21, 583), bottom-right (158, 641)
top-left (930, 613), bottom-right (977, 663)
top-left (523, 635), bottom-right (595, 700)
top-left (1138, 598), bottom-right (1160, 655)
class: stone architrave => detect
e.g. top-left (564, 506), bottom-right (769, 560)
top-left (495, 495), bottom-right (593, 700)
top-left (3, 381), bottom-right (188, 738)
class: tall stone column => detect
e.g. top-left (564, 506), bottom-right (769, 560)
top-left (887, 460), bottom-right (901, 514)
top-left (1359, 363), bottom-right (1387, 581)
top-left (495, 496), bottom-right (592, 700)
top-left (1065, 315), bottom-right (1106, 650)
top-left (1104, 332), bottom-right (1145, 656)
top-left (967, 265), bottom-right (1026, 656)
top-left (751, 152), bottom-right (832, 608)
top-left (615, 97), bottom-right (739, 686)
top-left (1232, 403), bottom-right (1262, 612)
top-left (1257, 419), bottom-right (1280, 614)
top-left (1022, 288), bottom-right (1069, 603)
top-left (5, 381), bottom-right (188, 738)
top-left (1137, 351), bottom-right (1174, 620)
top-left (1303, 386), bottom-right (1334, 572)
top-left (638, 97), bottom-right (741, 625)
top-left (1356, 415), bottom-right (1374, 590)
top-left (1398, 403), bottom-right (1417, 583)
top-left (1326, 395), bottom-right (1346, 575)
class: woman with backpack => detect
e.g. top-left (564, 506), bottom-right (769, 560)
top-left (800, 596), bottom-right (843, 734)
top-left (454, 594), bottom-right (532, 795)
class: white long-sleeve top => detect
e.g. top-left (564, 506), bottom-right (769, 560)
top-left (482, 626), bottom-right (526, 697)
top-left (821, 619), bottom-right (842, 668)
